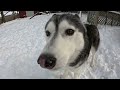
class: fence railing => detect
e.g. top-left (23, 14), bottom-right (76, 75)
top-left (87, 11), bottom-right (120, 26)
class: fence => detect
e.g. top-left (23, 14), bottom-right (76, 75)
top-left (87, 11), bottom-right (120, 26)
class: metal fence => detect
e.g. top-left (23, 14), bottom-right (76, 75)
top-left (87, 11), bottom-right (120, 26)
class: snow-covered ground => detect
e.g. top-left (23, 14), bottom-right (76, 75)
top-left (0, 13), bottom-right (120, 79)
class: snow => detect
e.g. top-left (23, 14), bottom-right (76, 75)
top-left (0, 13), bottom-right (120, 79)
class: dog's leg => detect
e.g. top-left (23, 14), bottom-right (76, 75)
top-left (60, 69), bottom-right (74, 79)
top-left (74, 71), bottom-right (80, 79)
top-left (90, 47), bottom-right (96, 67)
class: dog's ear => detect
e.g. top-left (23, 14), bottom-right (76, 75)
top-left (52, 14), bottom-right (57, 17)
top-left (75, 14), bottom-right (80, 19)
top-left (52, 14), bottom-right (56, 16)
top-left (52, 14), bottom-right (60, 18)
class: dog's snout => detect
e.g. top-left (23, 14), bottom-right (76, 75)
top-left (37, 54), bottom-right (56, 69)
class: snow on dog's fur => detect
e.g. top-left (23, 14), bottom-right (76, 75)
top-left (37, 13), bottom-right (100, 79)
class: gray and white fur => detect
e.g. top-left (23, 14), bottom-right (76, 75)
top-left (37, 13), bottom-right (100, 78)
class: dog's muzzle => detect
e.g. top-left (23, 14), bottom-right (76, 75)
top-left (37, 54), bottom-right (56, 69)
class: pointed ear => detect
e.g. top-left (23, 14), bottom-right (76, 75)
top-left (75, 14), bottom-right (80, 19)
top-left (52, 14), bottom-right (60, 19)
top-left (52, 14), bottom-right (57, 17)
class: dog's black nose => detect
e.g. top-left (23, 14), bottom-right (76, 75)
top-left (37, 54), bottom-right (56, 69)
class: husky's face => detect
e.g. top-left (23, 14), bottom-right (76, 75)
top-left (38, 14), bottom-right (86, 70)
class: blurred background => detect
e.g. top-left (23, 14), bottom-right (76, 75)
top-left (1, 11), bottom-right (120, 26)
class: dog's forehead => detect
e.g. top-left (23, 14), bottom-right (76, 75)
top-left (45, 14), bottom-right (78, 28)
top-left (45, 14), bottom-right (85, 32)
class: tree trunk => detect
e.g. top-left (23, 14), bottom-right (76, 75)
top-left (0, 11), bottom-right (5, 23)
top-left (12, 11), bottom-right (16, 19)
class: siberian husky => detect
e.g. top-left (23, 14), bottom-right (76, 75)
top-left (37, 13), bottom-right (100, 79)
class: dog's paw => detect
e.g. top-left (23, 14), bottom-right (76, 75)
top-left (59, 71), bottom-right (74, 79)
top-left (90, 64), bottom-right (94, 68)
top-left (90, 61), bottom-right (95, 68)
top-left (60, 75), bottom-right (66, 79)
top-left (60, 74), bottom-right (73, 79)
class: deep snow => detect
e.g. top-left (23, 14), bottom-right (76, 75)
top-left (0, 13), bottom-right (120, 79)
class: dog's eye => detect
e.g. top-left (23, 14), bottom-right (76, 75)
top-left (45, 31), bottom-right (51, 37)
top-left (65, 29), bottom-right (75, 36)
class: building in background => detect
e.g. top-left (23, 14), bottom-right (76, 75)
top-left (19, 11), bottom-right (35, 18)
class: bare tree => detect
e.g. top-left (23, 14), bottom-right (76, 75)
top-left (0, 11), bottom-right (5, 23)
